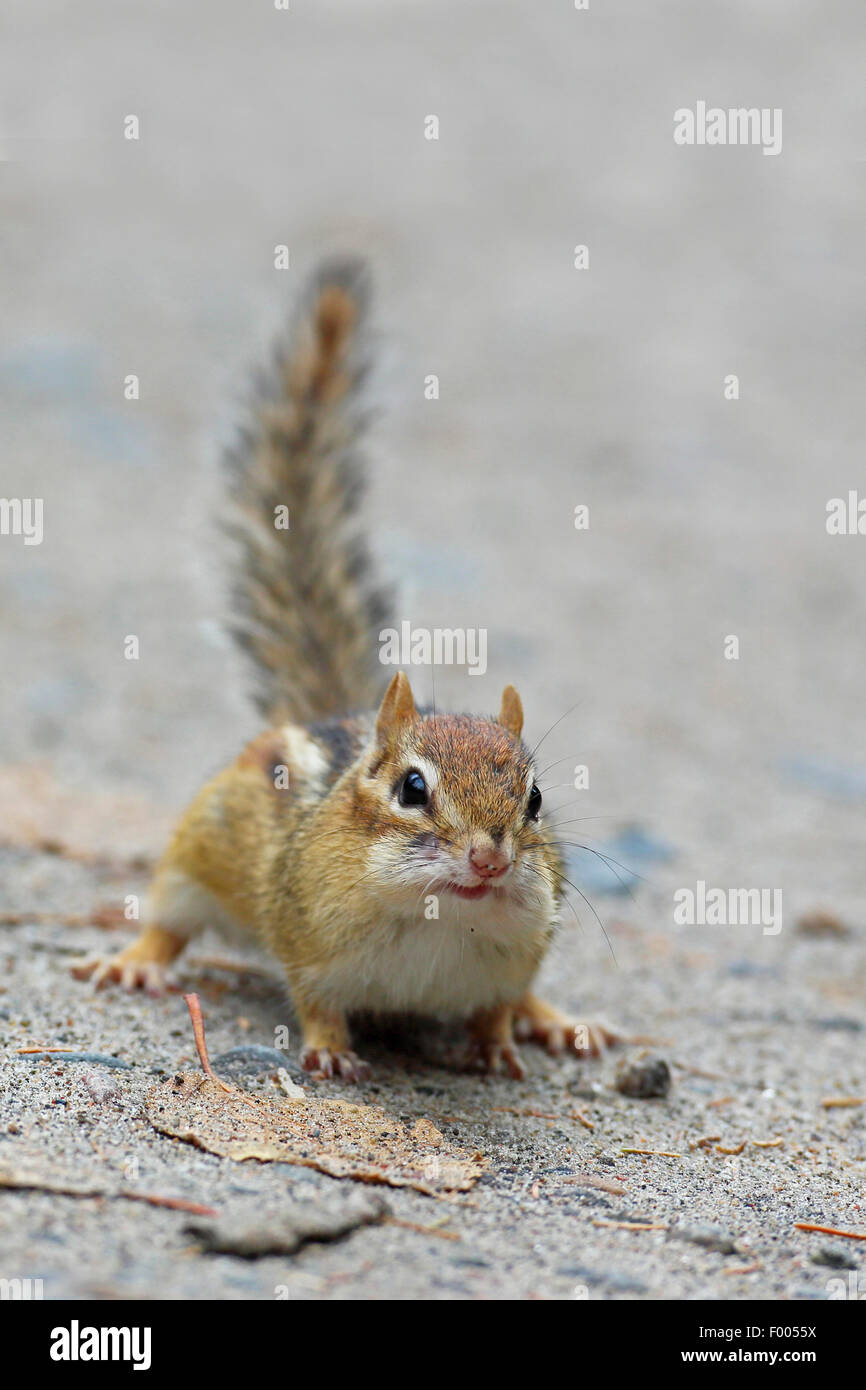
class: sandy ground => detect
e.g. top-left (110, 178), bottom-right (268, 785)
top-left (1, 1), bottom-right (864, 1301)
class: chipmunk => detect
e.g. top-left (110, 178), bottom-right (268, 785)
top-left (73, 259), bottom-right (616, 1081)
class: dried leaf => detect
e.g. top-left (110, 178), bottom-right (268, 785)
top-left (146, 1073), bottom-right (485, 1195)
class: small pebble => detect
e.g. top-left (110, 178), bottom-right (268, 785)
top-left (674, 1223), bottom-right (741, 1255)
top-left (186, 1191), bottom-right (385, 1257)
top-left (797, 909), bottom-right (849, 938)
top-left (82, 1071), bottom-right (121, 1104)
top-left (809, 1243), bottom-right (858, 1270)
top-left (614, 1053), bottom-right (671, 1099)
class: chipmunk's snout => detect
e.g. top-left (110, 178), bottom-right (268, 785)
top-left (467, 839), bottom-right (513, 881)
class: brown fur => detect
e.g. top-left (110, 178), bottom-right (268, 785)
top-left (223, 257), bottom-right (392, 724)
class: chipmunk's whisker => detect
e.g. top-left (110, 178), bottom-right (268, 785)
top-left (549, 837), bottom-right (647, 891)
top-left (534, 752), bottom-right (594, 781)
top-left (540, 862), bottom-right (617, 965)
top-left (522, 862), bottom-right (581, 933)
top-left (526, 700), bottom-right (585, 762)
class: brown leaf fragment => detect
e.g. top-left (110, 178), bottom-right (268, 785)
top-left (384, 1216), bottom-right (461, 1240)
top-left (145, 1073), bottom-right (485, 1195)
top-left (671, 1060), bottom-right (726, 1081)
top-left (411, 1117), bottom-right (444, 1147)
top-left (560, 1173), bottom-right (627, 1196)
top-left (621, 1148), bottom-right (682, 1158)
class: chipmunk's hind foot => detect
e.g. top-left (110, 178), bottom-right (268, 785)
top-left (513, 992), bottom-right (618, 1057)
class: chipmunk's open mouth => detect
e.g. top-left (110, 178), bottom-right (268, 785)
top-left (443, 882), bottom-right (494, 900)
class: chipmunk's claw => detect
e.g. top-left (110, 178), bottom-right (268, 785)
top-left (580, 1021), bottom-right (619, 1056)
top-left (465, 1039), bottom-right (526, 1081)
top-left (300, 1046), bottom-right (371, 1083)
top-left (71, 955), bottom-right (177, 997)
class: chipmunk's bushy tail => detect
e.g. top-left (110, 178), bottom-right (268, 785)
top-left (223, 258), bottom-right (392, 725)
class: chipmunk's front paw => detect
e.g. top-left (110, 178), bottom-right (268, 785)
top-left (71, 926), bottom-right (185, 996)
top-left (300, 1046), bottom-right (371, 1083)
top-left (513, 993), bottom-right (618, 1057)
top-left (71, 953), bottom-right (177, 996)
top-left (465, 1003), bottom-right (526, 1080)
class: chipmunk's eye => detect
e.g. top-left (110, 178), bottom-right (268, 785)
top-left (399, 769), bottom-right (429, 808)
top-left (527, 783), bottom-right (542, 820)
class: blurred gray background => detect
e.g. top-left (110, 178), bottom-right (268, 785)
top-left (2, 0), bottom-right (864, 906)
top-left (1, 0), bottom-right (864, 1302)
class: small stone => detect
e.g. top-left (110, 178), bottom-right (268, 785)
top-left (674, 1223), bottom-right (741, 1255)
top-left (186, 1189), bottom-right (386, 1258)
top-left (569, 1080), bottom-right (604, 1101)
top-left (809, 1243), bottom-right (858, 1270)
top-left (614, 1053), bottom-right (671, 1099)
top-left (82, 1071), bottom-right (120, 1104)
top-left (797, 909), bottom-right (849, 938)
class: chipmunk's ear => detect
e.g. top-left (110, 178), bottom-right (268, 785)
top-left (498, 684), bottom-right (524, 739)
top-left (375, 671), bottom-right (417, 746)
